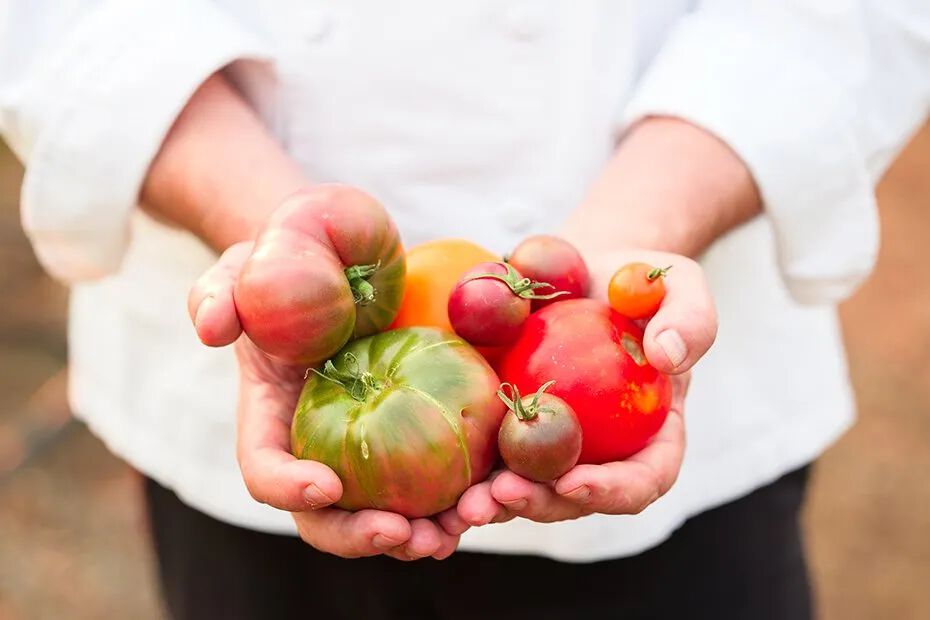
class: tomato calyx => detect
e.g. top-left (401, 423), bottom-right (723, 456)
top-left (497, 380), bottom-right (556, 421)
top-left (646, 264), bottom-right (673, 282)
top-left (466, 262), bottom-right (568, 301)
top-left (311, 352), bottom-right (387, 401)
top-left (344, 262), bottom-right (381, 306)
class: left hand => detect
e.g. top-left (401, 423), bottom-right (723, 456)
top-left (448, 249), bottom-right (716, 528)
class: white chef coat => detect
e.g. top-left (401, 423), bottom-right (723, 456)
top-left (3, 0), bottom-right (930, 561)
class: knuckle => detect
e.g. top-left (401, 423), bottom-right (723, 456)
top-left (295, 523), bottom-right (314, 546)
top-left (237, 463), bottom-right (263, 501)
top-left (245, 484), bottom-right (267, 505)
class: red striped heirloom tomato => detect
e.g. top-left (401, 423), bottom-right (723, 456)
top-left (235, 185), bottom-right (406, 365)
top-left (291, 327), bottom-right (506, 518)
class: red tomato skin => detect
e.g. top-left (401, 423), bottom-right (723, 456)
top-left (507, 235), bottom-right (591, 311)
top-left (498, 299), bottom-right (671, 464)
top-left (448, 262), bottom-right (530, 347)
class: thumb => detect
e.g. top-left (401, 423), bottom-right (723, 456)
top-left (642, 256), bottom-right (717, 374)
top-left (188, 241), bottom-right (253, 346)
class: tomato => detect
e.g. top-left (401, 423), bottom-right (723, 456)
top-left (498, 299), bottom-right (671, 463)
top-left (497, 381), bottom-right (582, 482)
top-left (291, 327), bottom-right (506, 517)
top-left (448, 262), bottom-right (530, 347)
top-left (391, 239), bottom-right (498, 332)
top-left (607, 263), bottom-right (671, 320)
top-left (234, 185), bottom-right (405, 365)
top-left (507, 235), bottom-right (591, 310)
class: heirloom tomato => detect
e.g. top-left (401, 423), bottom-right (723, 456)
top-left (497, 381), bottom-right (583, 482)
top-left (291, 327), bottom-right (506, 518)
top-left (234, 185), bottom-right (405, 365)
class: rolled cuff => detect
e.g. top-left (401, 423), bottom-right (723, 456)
top-left (20, 0), bottom-right (271, 281)
top-left (622, 14), bottom-right (878, 305)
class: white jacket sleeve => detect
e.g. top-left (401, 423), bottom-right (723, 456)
top-left (0, 0), bottom-right (271, 281)
top-left (623, 1), bottom-right (930, 304)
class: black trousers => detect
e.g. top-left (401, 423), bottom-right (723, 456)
top-left (145, 467), bottom-right (812, 620)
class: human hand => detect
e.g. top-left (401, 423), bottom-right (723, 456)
top-left (188, 238), bottom-right (469, 561)
top-left (454, 250), bottom-right (716, 526)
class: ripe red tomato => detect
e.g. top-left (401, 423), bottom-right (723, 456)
top-left (506, 235), bottom-right (590, 310)
top-left (498, 299), bottom-right (671, 463)
top-left (608, 262), bottom-right (670, 320)
top-left (234, 185), bottom-right (405, 365)
top-left (292, 327), bottom-right (505, 517)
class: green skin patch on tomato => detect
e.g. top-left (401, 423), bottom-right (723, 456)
top-left (291, 327), bottom-right (506, 518)
top-left (498, 299), bottom-right (672, 464)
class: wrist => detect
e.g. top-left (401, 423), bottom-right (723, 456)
top-left (141, 73), bottom-right (309, 252)
top-left (563, 116), bottom-right (761, 258)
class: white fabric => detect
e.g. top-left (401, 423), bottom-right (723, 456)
top-left (3, 0), bottom-right (930, 561)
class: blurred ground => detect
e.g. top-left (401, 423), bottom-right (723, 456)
top-left (0, 125), bottom-right (929, 619)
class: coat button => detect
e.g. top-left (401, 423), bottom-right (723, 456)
top-left (303, 11), bottom-right (333, 43)
top-left (501, 200), bottom-right (536, 232)
top-left (504, 4), bottom-right (544, 42)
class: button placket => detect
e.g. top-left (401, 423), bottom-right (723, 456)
top-left (302, 9), bottom-right (333, 43)
top-left (503, 4), bottom-right (545, 42)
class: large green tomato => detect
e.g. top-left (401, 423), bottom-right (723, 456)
top-left (291, 327), bottom-right (505, 518)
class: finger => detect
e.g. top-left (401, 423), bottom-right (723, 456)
top-left (294, 508), bottom-right (412, 559)
top-left (670, 371), bottom-right (690, 414)
top-left (188, 241), bottom-right (253, 347)
top-left (554, 407), bottom-right (686, 515)
top-left (236, 364), bottom-right (342, 511)
top-left (436, 506), bottom-right (471, 537)
top-left (431, 529), bottom-right (461, 561)
top-left (490, 471), bottom-right (583, 523)
top-left (456, 473), bottom-right (513, 526)
top-left (642, 256), bottom-right (717, 374)
top-left (396, 518), bottom-right (443, 560)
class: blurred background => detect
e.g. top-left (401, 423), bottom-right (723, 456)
top-left (0, 126), bottom-right (929, 619)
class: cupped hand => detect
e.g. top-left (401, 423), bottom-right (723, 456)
top-left (454, 250), bottom-right (716, 527)
top-left (188, 241), bottom-right (468, 560)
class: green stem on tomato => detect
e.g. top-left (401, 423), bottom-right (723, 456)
top-left (496, 380), bottom-right (556, 421)
top-left (647, 264), bottom-right (673, 282)
top-left (345, 262), bottom-right (380, 305)
top-left (466, 262), bottom-right (569, 301)
top-left (311, 352), bottom-right (383, 401)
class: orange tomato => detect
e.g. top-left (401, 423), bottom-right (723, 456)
top-left (391, 239), bottom-right (499, 331)
top-left (607, 263), bottom-right (671, 320)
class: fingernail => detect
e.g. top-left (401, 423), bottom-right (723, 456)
top-left (561, 485), bottom-right (591, 503)
top-left (194, 296), bottom-right (215, 326)
top-left (302, 483), bottom-right (334, 509)
top-left (500, 498), bottom-right (528, 512)
top-left (372, 534), bottom-right (404, 550)
top-left (655, 329), bottom-right (687, 368)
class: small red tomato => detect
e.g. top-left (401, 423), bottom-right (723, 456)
top-left (497, 381), bottom-right (583, 482)
top-left (447, 262), bottom-right (564, 347)
top-left (507, 235), bottom-right (591, 310)
top-left (607, 263), bottom-right (671, 320)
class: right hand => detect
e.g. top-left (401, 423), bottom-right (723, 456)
top-left (188, 239), bottom-right (469, 560)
